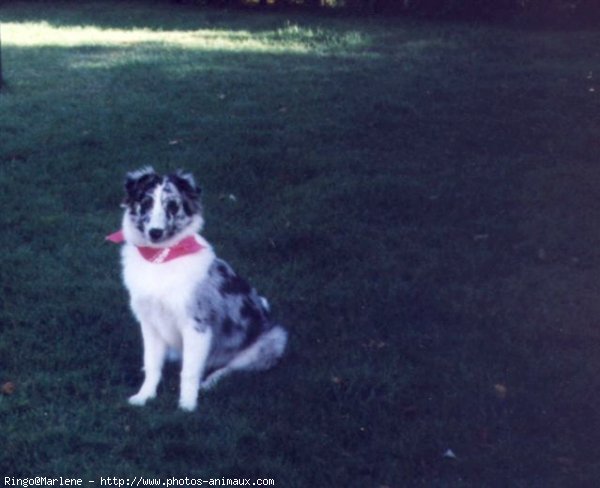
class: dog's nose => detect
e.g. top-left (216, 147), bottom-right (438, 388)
top-left (149, 228), bottom-right (164, 241)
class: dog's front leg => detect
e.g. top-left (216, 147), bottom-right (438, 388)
top-left (129, 322), bottom-right (167, 406)
top-left (179, 326), bottom-right (212, 412)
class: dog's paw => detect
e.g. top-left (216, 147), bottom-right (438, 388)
top-left (178, 397), bottom-right (198, 412)
top-left (128, 393), bottom-right (153, 407)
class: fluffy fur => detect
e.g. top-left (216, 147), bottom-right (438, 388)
top-left (117, 167), bottom-right (287, 411)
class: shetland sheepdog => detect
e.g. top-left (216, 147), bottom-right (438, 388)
top-left (107, 167), bottom-right (287, 411)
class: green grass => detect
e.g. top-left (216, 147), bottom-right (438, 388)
top-left (1, 1), bottom-right (600, 485)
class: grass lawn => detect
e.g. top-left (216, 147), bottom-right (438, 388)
top-left (1, 1), bottom-right (600, 485)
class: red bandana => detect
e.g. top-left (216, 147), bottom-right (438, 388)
top-left (106, 230), bottom-right (204, 264)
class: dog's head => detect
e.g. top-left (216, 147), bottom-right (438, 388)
top-left (122, 167), bottom-right (203, 246)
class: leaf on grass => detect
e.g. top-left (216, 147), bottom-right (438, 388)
top-left (362, 339), bottom-right (387, 350)
top-left (557, 456), bottom-right (575, 468)
top-left (494, 383), bottom-right (508, 399)
top-left (478, 427), bottom-right (491, 446)
top-left (443, 449), bottom-right (457, 460)
top-left (1, 381), bottom-right (16, 395)
top-left (402, 405), bottom-right (418, 418)
top-left (218, 193), bottom-right (237, 202)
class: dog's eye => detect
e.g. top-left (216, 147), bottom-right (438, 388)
top-left (139, 196), bottom-right (154, 213)
top-left (167, 201), bottom-right (180, 215)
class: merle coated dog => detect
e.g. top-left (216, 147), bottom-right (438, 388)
top-left (108, 167), bottom-right (287, 411)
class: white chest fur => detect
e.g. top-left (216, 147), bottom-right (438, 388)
top-left (121, 238), bottom-right (215, 347)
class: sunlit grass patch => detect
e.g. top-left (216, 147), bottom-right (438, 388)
top-left (272, 22), bottom-right (368, 50)
top-left (3, 20), bottom-right (370, 56)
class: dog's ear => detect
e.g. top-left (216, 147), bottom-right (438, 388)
top-left (169, 170), bottom-right (201, 215)
top-left (124, 166), bottom-right (159, 206)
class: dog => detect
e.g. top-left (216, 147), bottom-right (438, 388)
top-left (107, 167), bottom-right (287, 411)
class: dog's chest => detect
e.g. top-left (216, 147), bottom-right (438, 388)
top-left (121, 244), bottom-right (215, 308)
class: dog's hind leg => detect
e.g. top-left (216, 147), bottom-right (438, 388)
top-left (200, 325), bottom-right (288, 391)
top-left (231, 325), bottom-right (288, 372)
